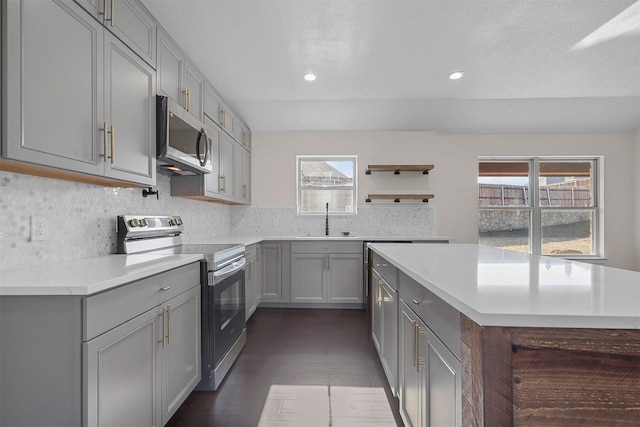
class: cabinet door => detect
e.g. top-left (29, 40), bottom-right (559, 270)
top-left (103, 32), bottom-right (155, 185)
top-left (157, 29), bottom-right (184, 105)
top-left (219, 101), bottom-right (234, 135)
top-left (291, 254), bottom-right (325, 302)
top-left (371, 271), bottom-right (383, 354)
top-left (381, 281), bottom-right (398, 396)
top-left (204, 83), bottom-right (222, 125)
top-left (82, 0), bottom-right (156, 67)
top-left (261, 243), bottom-right (283, 301)
top-left (162, 287), bottom-right (201, 424)
top-left (424, 327), bottom-right (462, 427)
top-left (4, 0), bottom-right (104, 176)
top-left (253, 246), bottom-right (262, 310)
top-left (327, 254), bottom-right (363, 303)
top-left (245, 257), bottom-right (255, 320)
top-left (218, 134), bottom-right (235, 200)
top-left (234, 143), bottom-right (251, 204)
top-left (84, 307), bottom-right (161, 427)
top-left (184, 59), bottom-right (204, 121)
top-left (399, 303), bottom-right (424, 427)
top-left (203, 119), bottom-right (221, 197)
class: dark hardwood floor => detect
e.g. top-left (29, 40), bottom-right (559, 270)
top-left (167, 308), bottom-right (403, 426)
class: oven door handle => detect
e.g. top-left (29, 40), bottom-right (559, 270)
top-left (212, 257), bottom-right (246, 284)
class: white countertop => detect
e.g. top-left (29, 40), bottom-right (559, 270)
top-left (368, 243), bottom-right (640, 330)
top-left (0, 254), bottom-right (203, 296)
top-left (225, 235), bottom-right (451, 244)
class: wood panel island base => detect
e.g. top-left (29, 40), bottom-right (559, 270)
top-left (367, 243), bottom-right (640, 427)
top-left (461, 316), bottom-right (640, 426)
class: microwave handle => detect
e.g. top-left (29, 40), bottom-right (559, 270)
top-left (196, 128), bottom-right (209, 167)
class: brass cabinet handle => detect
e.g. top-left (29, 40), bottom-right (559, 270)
top-left (220, 175), bottom-right (226, 193)
top-left (183, 89), bottom-right (189, 111)
top-left (166, 305), bottom-right (171, 344)
top-left (412, 299), bottom-right (424, 306)
top-left (187, 89), bottom-right (191, 111)
top-left (242, 184), bottom-right (248, 199)
top-left (160, 287), bottom-right (171, 292)
top-left (110, 0), bottom-right (114, 25)
top-left (376, 263), bottom-right (388, 267)
top-left (221, 109), bottom-right (226, 128)
top-left (99, 0), bottom-right (107, 19)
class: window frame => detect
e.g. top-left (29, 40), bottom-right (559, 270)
top-left (296, 155), bottom-right (358, 216)
top-left (478, 156), bottom-right (603, 259)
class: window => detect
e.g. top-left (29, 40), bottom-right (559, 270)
top-left (297, 156), bottom-right (357, 215)
top-left (478, 157), bottom-right (601, 257)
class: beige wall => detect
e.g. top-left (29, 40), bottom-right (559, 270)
top-left (252, 131), bottom-right (638, 270)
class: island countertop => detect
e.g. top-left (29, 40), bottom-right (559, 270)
top-left (368, 243), bottom-right (640, 329)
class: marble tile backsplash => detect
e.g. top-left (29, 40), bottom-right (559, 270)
top-left (0, 172), bottom-right (231, 271)
top-left (230, 205), bottom-right (436, 238)
top-left (1, 171), bottom-right (437, 271)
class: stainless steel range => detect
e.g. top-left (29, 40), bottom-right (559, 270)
top-left (116, 215), bottom-right (247, 391)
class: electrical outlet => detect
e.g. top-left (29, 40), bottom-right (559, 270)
top-left (31, 215), bottom-right (48, 241)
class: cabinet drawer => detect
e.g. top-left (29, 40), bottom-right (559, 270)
top-left (291, 241), bottom-right (362, 254)
top-left (371, 252), bottom-right (398, 289)
top-left (399, 272), bottom-right (461, 360)
top-left (83, 263), bottom-right (201, 341)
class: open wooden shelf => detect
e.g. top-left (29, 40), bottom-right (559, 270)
top-left (365, 194), bottom-right (434, 203)
top-left (365, 164), bottom-right (434, 175)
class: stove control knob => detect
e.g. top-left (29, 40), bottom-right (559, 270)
top-left (176, 218), bottom-right (183, 225)
top-left (139, 218), bottom-right (148, 227)
top-left (168, 219), bottom-right (176, 226)
top-left (128, 219), bottom-right (140, 228)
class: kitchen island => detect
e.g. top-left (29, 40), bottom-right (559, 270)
top-left (368, 243), bottom-right (640, 427)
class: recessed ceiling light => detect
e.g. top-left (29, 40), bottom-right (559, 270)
top-left (449, 71), bottom-right (465, 80)
top-left (304, 73), bottom-right (316, 81)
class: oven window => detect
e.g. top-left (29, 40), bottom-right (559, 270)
top-left (220, 280), bottom-right (242, 330)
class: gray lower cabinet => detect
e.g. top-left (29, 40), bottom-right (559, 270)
top-left (372, 267), bottom-right (399, 396)
top-left (290, 241), bottom-right (363, 306)
top-left (84, 303), bottom-right (162, 426)
top-left (245, 243), bottom-right (261, 320)
top-left (260, 242), bottom-right (291, 303)
top-left (3, 0), bottom-right (155, 186)
top-left (398, 298), bottom-right (461, 427)
top-left (0, 263), bottom-right (201, 427)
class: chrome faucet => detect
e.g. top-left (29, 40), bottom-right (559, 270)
top-left (325, 203), bottom-right (329, 236)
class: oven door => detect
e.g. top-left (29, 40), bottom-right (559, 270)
top-left (210, 259), bottom-right (246, 366)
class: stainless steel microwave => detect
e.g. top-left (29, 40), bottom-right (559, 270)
top-left (156, 95), bottom-right (212, 175)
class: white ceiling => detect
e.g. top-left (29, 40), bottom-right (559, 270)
top-left (141, 0), bottom-right (640, 134)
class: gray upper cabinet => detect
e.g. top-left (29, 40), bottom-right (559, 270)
top-left (218, 133), bottom-right (235, 201)
top-left (157, 28), bottom-right (184, 104)
top-left (104, 32), bottom-right (155, 185)
top-left (75, 0), bottom-right (156, 68)
top-left (157, 28), bottom-right (203, 121)
top-left (3, 0), bottom-right (155, 186)
top-left (219, 100), bottom-right (235, 136)
top-left (4, 0), bottom-right (104, 177)
top-left (184, 59), bottom-right (204, 121)
top-left (204, 82), bottom-right (222, 126)
top-left (234, 142), bottom-right (251, 204)
top-left (234, 118), bottom-right (251, 152)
